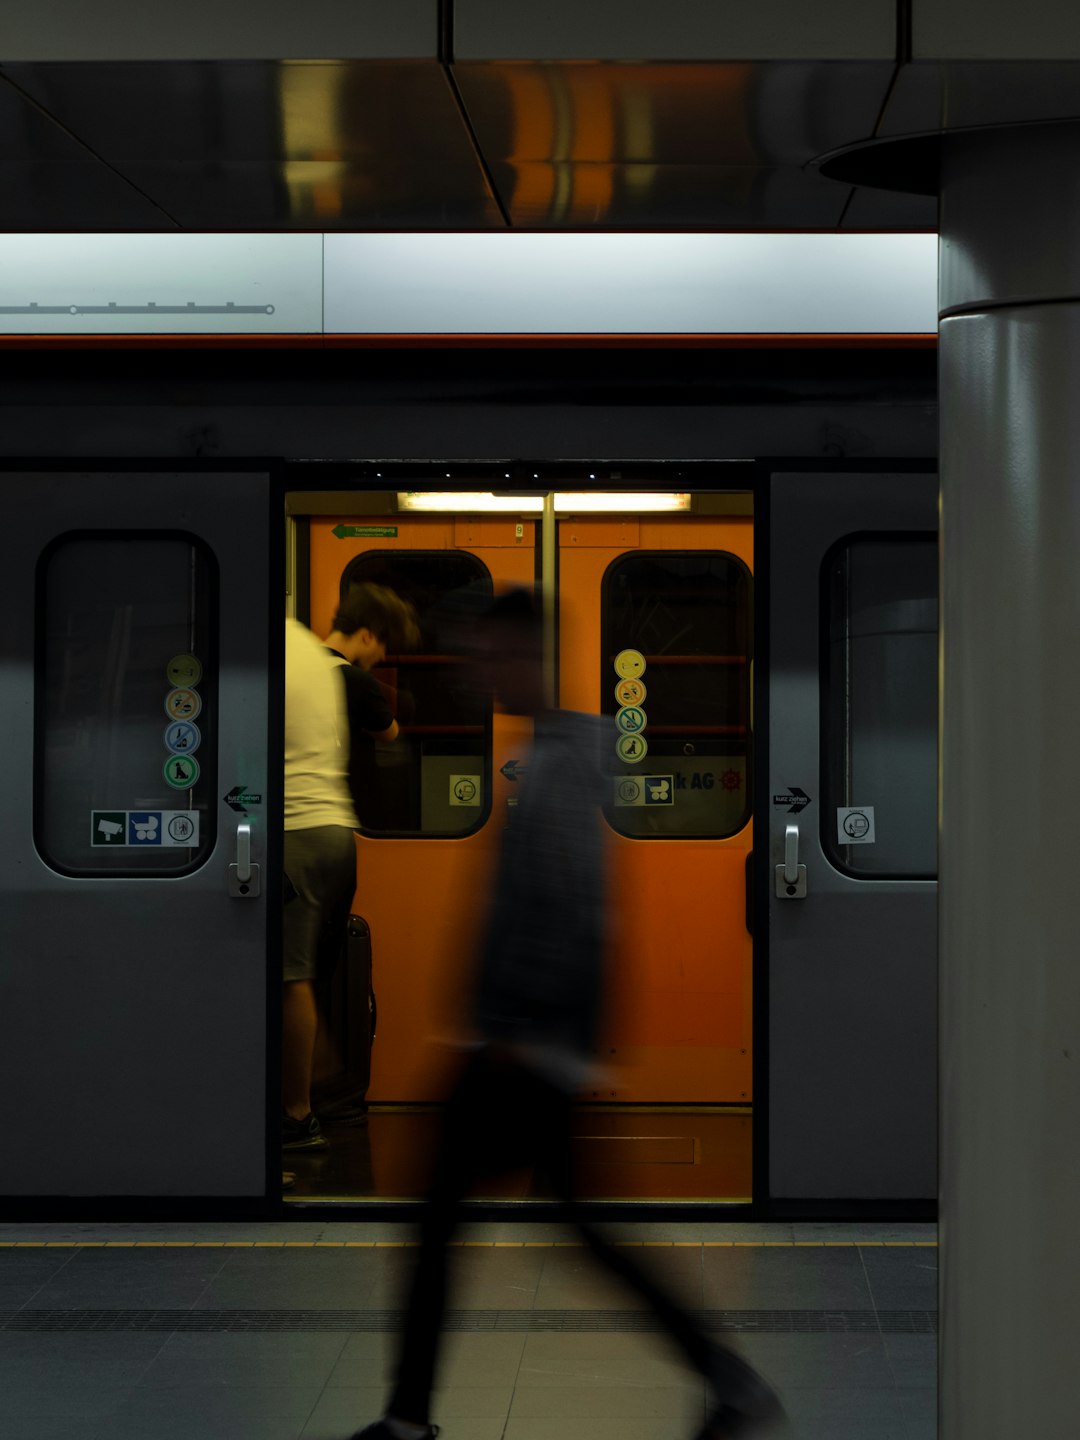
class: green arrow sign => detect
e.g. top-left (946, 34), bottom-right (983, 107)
top-left (332, 524), bottom-right (398, 539)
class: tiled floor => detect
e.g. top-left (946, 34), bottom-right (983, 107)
top-left (0, 1221), bottom-right (937, 1440)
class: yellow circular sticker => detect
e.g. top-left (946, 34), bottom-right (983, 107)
top-left (615, 678), bottom-right (647, 707)
top-left (166, 653), bottom-right (203, 688)
top-left (614, 648), bottom-right (646, 680)
top-left (616, 733), bottom-right (648, 764)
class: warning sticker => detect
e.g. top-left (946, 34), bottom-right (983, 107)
top-left (91, 810), bottom-right (200, 847)
top-left (614, 775), bottom-right (675, 807)
top-left (836, 806), bottom-right (876, 844)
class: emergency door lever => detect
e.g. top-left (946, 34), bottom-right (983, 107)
top-left (775, 822), bottom-right (807, 899)
top-left (227, 820), bottom-right (262, 898)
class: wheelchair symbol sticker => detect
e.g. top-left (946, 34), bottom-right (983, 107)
top-left (836, 806), bottom-right (875, 844)
top-left (616, 705), bottom-right (647, 735)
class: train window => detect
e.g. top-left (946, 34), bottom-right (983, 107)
top-left (35, 532), bottom-right (217, 876)
top-left (601, 551), bottom-right (752, 839)
top-left (823, 534), bottom-right (938, 879)
top-left (339, 550), bottom-right (492, 836)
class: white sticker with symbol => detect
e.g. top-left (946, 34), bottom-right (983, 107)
top-left (836, 806), bottom-right (876, 844)
top-left (90, 810), bottom-right (200, 847)
top-left (614, 775), bottom-right (674, 806)
top-left (449, 775), bottom-right (481, 806)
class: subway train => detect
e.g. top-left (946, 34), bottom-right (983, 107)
top-left (0, 339), bottom-right (939, 1219)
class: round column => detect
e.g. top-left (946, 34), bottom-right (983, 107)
top-left (939, 122), bottom-right (1080, 1439)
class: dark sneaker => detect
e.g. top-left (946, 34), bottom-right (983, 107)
top-left (349, 1423), bottom-right (439, 1440)
top-left (700, 1347), bottom-right (785, 1437)
top-left (282, 1111), bottom-right (328, 1151)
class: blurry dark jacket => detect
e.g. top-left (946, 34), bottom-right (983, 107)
top-left (471, 710), bottom-right (611, 1087)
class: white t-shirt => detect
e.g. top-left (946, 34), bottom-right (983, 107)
top-left (284, 618), bottom-right (358, 831)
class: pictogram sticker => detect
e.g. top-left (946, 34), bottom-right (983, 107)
top-left (616, 733), bottom-right (648, 763)
top-left (164, 720), bottom-right (201, 755)
top-left (163, 754), bottom-right (201, 789)
top-left (614, 649), bottom-right (646, 680)
top-left (449, 775), bottom-right (481, 806)
top-left (165, 687), bottom-right (202, 722)
top-left (615, 678), bottom-right (647, 707)
top-left (90, 810), bottom-right (199, 847)
top-left (166, 653), bottom-right (203, 688)
top-left (837, 806), bottom-right (875, 844)
top-left (616, 705), bottom-right (647, 735)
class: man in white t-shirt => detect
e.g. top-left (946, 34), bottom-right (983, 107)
top-left (282, 617), bottom-right (360, 1151)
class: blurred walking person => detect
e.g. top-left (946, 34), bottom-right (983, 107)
top-left (349, 586), bottom-right (783, 1440)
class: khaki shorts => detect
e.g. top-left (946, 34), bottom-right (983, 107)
top-left (283, 826), bottom-right (357, 983)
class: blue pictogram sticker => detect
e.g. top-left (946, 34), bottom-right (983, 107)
top-left (616, 705), bottom-right (647, 735)
top-left (644, 777), bottom-right (674, 805)
top-left (129, 812), bottom-right (162, 845)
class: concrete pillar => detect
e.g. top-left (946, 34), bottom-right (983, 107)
top-left (939, 122), bottom-right (1080, 1438)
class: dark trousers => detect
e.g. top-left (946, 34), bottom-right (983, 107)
top-left (388, 1047), bottom-right (718, 1425)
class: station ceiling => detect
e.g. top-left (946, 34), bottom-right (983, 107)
top-left (2, 3), bottom-right (1078, 232)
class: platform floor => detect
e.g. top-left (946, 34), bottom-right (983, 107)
top-left (0, 1220), bottom-right (937, 1440)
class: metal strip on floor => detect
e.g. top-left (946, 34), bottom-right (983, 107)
top-left (0, 1307), bottom-right (938, 1334)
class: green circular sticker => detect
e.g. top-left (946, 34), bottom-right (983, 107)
top-left (616, 733), bottom-right (648, 764)
top-left (163, 754), bottom-right (201, 790)
top-left (167, 653), bottom-right (203, 687)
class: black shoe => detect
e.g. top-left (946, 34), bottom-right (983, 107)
top-left (282, 1111), bottom-right (328, 1151)
top-left (699, 1348), bottom-right (785, 1437)
top-left (349, 1422), bottom-right (439, 1440)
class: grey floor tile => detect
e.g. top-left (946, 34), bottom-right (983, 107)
top-left (518, 1331), bottom-right (702, 1389)
top-left (111, 1381), bottom-right (326, 1421)
top-left (26, 1249), bottom-right (232, 1307)
top-left (2, 1384), bottom-right (136, 1420)
top-left (310, 1383), bottom-right (514, 1424)
top-left (861, 1247), bottom-right (939, 1309)
top-left (146, 1330), bottom-right (350, 1384)
top-left (197, 1250), bottom-right (403, 1309)
top-left (883, 1335), bottom-right (938, 1386)
top-left (447, 1244), bottom-right (547, 1308)
top-left (510, 1380), bottom-right (704, 1421)
top-left (504, 1420), bottom-right (707, 1440)
top-left (332, 1330), bottom-right (527, 1389)
top-left (735, 1332), bottom-right (895, 1389)
top-left (534, 1243), bottom-right (704, 1310)
top-left (703, 1245), bottom-right (875, 1309)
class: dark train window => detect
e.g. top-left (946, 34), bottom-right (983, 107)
top-left (36, 532), bottom-right (216, 876)
top-left (823, 534), bottom-right (938, 879)
top-left (340, 550), bottom-right (492, 836)
top-left (601, 551), bottom-right (752, 839)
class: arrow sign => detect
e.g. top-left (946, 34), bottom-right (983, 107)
top-left (331, 524), bottom-right (398, 540)
top-left (772, 787), bottom-right (811, 813)
top-left (500, 759), bottom-right (528, 782)
top-left (225, 786), bottom-right (263, 813)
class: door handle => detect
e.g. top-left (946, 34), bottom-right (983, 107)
top-left (227, 821), bottom-right (261, 898)
top-left (784, 823), bottom-right (800, 883)
top-left (775, 822), bottom-right (807, 899)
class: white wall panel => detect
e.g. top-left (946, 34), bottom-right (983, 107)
top-left (3, 0), bottom-right (436, 61)
top-left (0, 235), bottom-right (323, 334)
top-left (323, 233), bottom-right (938, 334)
top-left (455, 0), bottom-right (895, 61)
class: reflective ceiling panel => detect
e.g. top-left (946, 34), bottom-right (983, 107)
top-left (0, 74), bottom-right (174, 228)
top-left (841, 186), bottom-right (939, 230)
top-left (454, 61), bottom-right (892, 227)
top-left (879, 61), bottom-right (1080, 136)
top-left (3, 61), bottom-right (503, 228)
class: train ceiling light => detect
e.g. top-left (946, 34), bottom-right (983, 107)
top-left (397, 492), bottom-right (691, 514)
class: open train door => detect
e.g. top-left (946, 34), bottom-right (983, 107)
top-left (767, 470), bottom-right (938, 1205)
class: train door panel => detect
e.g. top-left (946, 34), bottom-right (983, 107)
top-left (0, 468), bottom-right (275, 1198)
top-left (559, 516), bottom-right (754, 1105)
top-left (307, 514), bottom-right (536, 1103)
top-left (769, 472), bottom-right (938, 1200)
